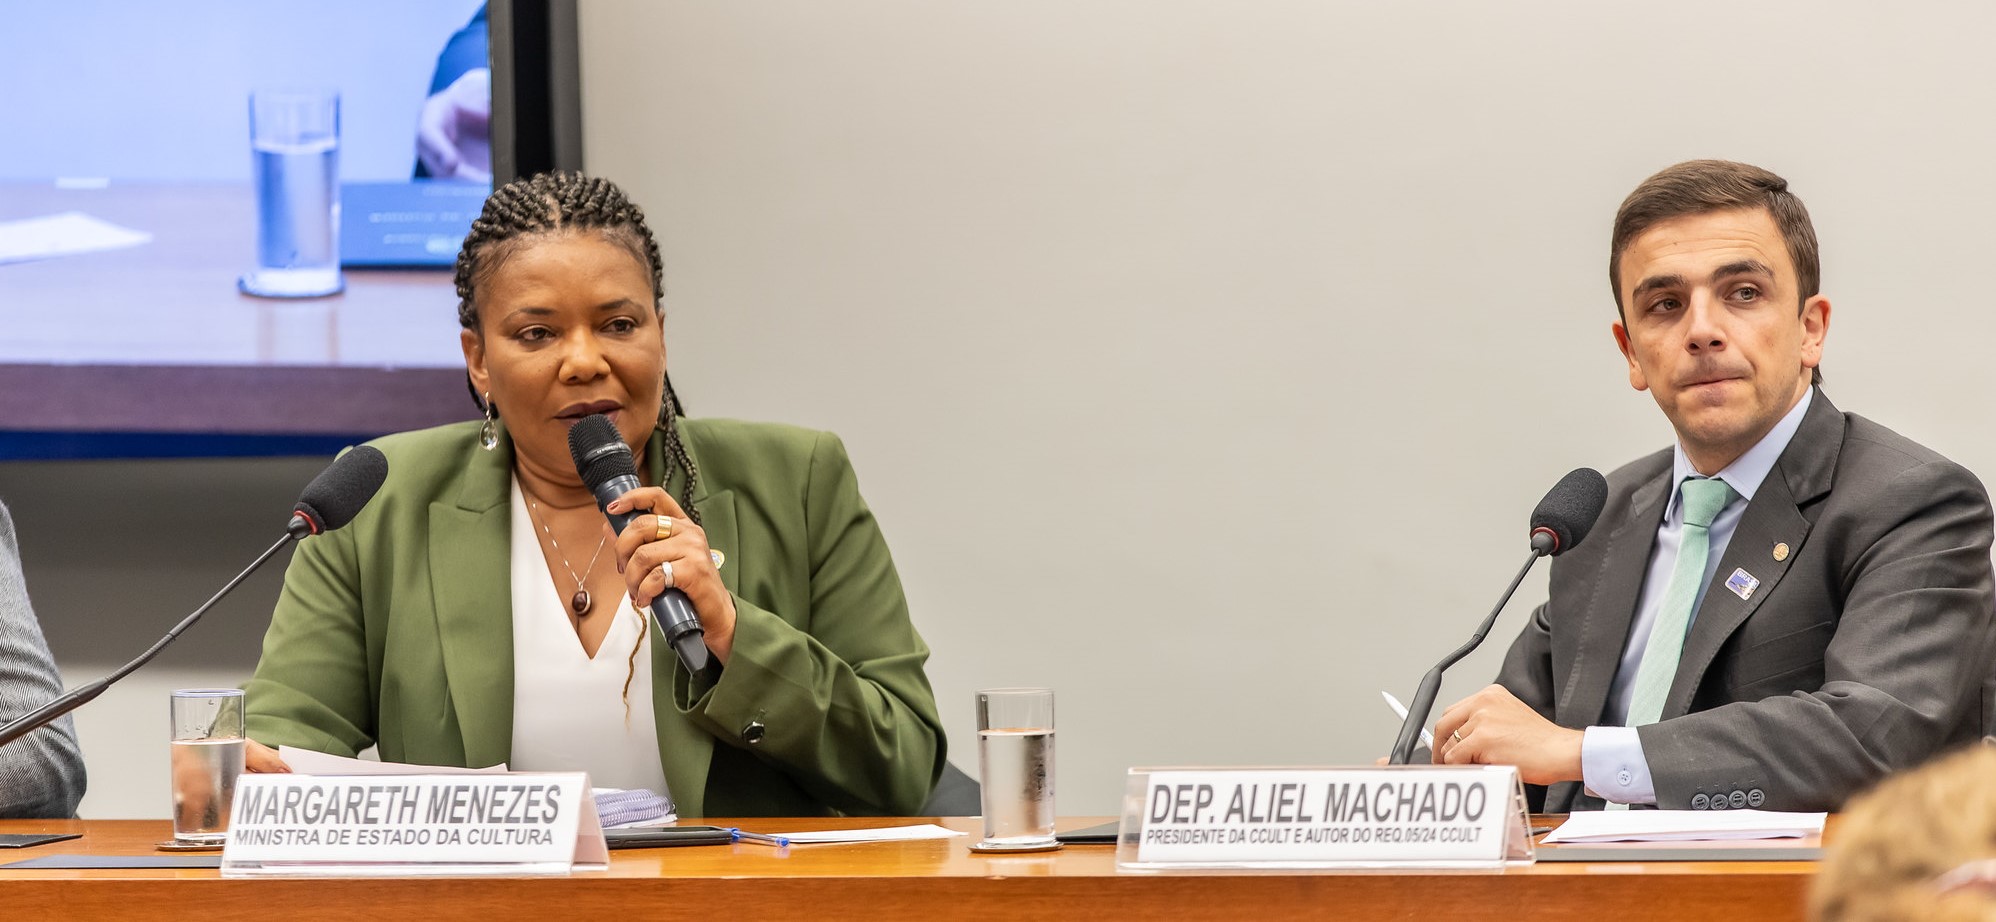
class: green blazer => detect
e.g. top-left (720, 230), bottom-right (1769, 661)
top-left (244, 417), bottom-right (945, 817)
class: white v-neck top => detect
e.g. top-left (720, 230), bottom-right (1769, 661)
top-left (506, 479), bottom-right (670, 797)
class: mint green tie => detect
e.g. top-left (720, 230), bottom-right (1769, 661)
top-left (1624, 477), bottom-right (1738, 729)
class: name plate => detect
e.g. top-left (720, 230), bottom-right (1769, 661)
top-left (221, 772), bottom-right (608, 876)
top-left (1118, 766), bottom-right (1534, 870)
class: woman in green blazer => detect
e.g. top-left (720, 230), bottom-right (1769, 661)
top-left (242, 173), bottom-right (944, 817)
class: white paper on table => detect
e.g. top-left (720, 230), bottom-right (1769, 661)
top-left (0, 212), bottom-right (153, 265)
top-left (768, 823), bottom-right (967, 844)
top-left (276, 746), bottom-right (509, 775)
top-left (1542, 809), bottom-right (1827, 844)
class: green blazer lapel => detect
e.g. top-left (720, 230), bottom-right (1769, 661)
top-left (1563, 465), bottom-right (1670, 725)
top-left (1666, 390), bottom-right (1839, 718)
top-left (428, 423), bottom-right (516, 769)
top-left (644, 419), bottom-right (740, 596)
top-left (644, 420), bottom-right (719, 815)
top-left (695, 490), bottom-right (739, 597)
top-left (650, 630), bottom-right (714, 817)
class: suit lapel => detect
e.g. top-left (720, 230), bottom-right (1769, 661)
top-left (642, 422), bottom-right (737, 595)
top-left (697, 490), bottom-right (740, 597)
top-left (429, 421), bottom-right (516, 769)
top-left (1561, 467), bottom-right (1670, 725)
top-left (639, 423), bottom-right (728, 815)
top-left (1664, 391), bottom-right (1841, 718)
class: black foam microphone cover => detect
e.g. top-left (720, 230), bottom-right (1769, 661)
top-left (291, 445), bottom-right (389, 535)
top-left (566, 412), bottom-right (713, 675)
top-left (568, 414), bottom-right (638, 488)
top-left (1529, 467), bottom-right (1608, 556)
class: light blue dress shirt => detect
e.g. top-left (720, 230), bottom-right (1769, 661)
top-left (1580, 388), bottom-right (1814, 806)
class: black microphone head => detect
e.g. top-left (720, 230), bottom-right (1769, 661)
top-left (290, 445), bottom-right (389, 536)
top-left (1528, 467), bottom-right (1608, 556)
top-left (567, 414), bottom-right (638, 490)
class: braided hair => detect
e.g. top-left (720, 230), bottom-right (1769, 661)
top-left (455, 172), bottom-right (701, 525)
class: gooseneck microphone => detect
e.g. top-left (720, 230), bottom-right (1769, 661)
top-left (567, 415), bottom-right (714, 677)
top-left (1387, 468), bottom-right (1608, 766)
top-left (0, 446), bottom-right (389, 751)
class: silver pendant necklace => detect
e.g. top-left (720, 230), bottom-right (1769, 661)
top-left (522, 492), bottom-right (610, 616)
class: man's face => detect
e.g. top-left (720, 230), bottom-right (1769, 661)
top-left (1612, 207), bottom-right (1829, 473)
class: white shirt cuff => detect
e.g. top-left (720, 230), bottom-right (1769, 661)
top-left (1581, 726), bottom-right (1656, 806)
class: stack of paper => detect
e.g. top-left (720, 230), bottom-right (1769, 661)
top-left (595, 788), bottom-right (676, 828)
top-left (1542, 809), bottom-right (1827, 844)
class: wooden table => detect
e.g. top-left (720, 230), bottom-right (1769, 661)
top-left (0, 816), bottom-right (1819, 921)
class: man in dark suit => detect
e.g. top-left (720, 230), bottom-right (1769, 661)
top-left (1432, 160), bottom-right (1996, 812)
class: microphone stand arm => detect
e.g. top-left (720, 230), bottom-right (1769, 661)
top-left (0, 532), bottom-right (295, 750)
top-left (1388, 547), bottom-right (1545, 766)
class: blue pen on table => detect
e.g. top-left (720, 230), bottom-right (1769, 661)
top-left (730, 828), bottom-right (791, 848)
top-left (1380, 690), bottom-right (1435, 749)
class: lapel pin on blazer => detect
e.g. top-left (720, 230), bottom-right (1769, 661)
top-left (1773, 542), bottom-right (1790, 561)
top-left (1726, 568), bottom-right (1761, 600)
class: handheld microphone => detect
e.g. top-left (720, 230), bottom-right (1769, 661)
top-left (0, 446), bottom-right (389, 751)
top-left (1387, 468), bottom-right (1608, 766)
top-left (567, 415), bottom-right (713, 676)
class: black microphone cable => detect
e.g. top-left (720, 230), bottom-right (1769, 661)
top-left (0, 447), bottom-right (389, 751)
top-left (1387, 468), bottom-right (1608, 766)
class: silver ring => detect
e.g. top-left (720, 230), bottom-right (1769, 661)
top-left (658, 559), bottom-right (676, 590)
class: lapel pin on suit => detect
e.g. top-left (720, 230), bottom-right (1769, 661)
top-left (1773, 542), bottom-right (1790, 561)
top-left (1726, 568), bottom-right (1761, 600)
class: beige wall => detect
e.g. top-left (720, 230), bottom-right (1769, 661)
top-left (19, 0), bottom-right (1996, 817)
top-left (576, 0), bottom-right (1996, 814)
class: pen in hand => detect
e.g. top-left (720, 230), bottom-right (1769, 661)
top-left (1380, 690), bottom-right (1435, 750)
top-left (730, 828), bottom-right (791, 848)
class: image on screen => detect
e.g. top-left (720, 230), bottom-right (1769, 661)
top-left (0, 1), bottom-right (513, 458)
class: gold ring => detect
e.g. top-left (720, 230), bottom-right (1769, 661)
top-left (1449, 730), bottom-right (1463, 744)
top-left (655, 515), bottom-right (673, 541)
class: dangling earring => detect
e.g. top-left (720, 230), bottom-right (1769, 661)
top-left (479, 392), bottom-right (499, 450)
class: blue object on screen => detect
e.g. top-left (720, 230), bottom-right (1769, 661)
top-left (341, 180), bottom-right (489, 267)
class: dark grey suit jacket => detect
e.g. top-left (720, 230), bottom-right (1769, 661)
top-left (1496, 391), bottom-right (1996, 812)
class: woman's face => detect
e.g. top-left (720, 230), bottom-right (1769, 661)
top-left (461, 230), bottom-right (665, 479)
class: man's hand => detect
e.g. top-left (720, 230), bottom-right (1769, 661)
top-left (417, 68), bottom-right (493, 181)
top-left (1431, 685), bottom-right (1584, 786)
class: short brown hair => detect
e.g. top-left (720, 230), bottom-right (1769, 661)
top-left (1812, 744), bottom-right (1996, 922)
top-left (1610, 159), bottom-right (1823, 384)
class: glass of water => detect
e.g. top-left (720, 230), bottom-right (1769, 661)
top-left (972, 687), bottom-right (1058, 853)
top-left (170, 689), bottom-right (246, 845)
top-left (239, 89), bottom-right (343, 298)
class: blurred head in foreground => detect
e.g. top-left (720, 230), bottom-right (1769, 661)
top-left (1813, 743), bottom-right (1996, 922)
